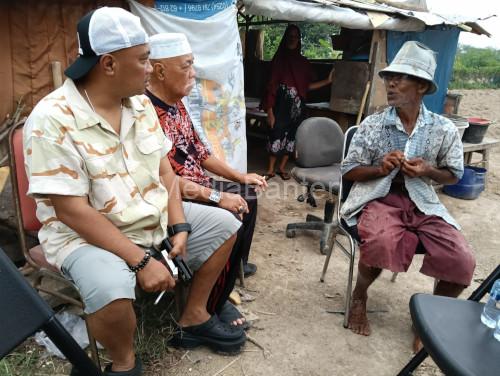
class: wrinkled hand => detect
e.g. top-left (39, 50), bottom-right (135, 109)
top-left (242, 173), bottom-right (268, 191)
top-left (219, 192), bottom-right (249, 215)
top-left (168, 231), bottom-right (188, 259)
top-left (328, 68), bottom-right (335, 84)
top-left (137, 257), bottom-right (176, 292)
top-left (401, 157), bottom-right (430, 178)
top-left (379, 150), bottom-right (405, 176)
top-left (267, 111), bottom-right (275, 129)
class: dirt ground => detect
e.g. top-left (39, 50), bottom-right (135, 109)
top-left (161, 89), bottom-right (500, 376)
top-left (1, 90), bottom-right (498, 376)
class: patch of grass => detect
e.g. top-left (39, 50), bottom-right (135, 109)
top-left (134, 292), bottom-right (185, 375)
top-left (1, 293), bottom-right (184, 376)
top-left (0, 340), bottom-right (67, 376)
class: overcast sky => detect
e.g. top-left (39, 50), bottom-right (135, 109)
top-left (427, 0), bottom-right (499, 49)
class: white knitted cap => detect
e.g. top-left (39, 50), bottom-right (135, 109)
top-left (149, 33), bottom-right (192, 59)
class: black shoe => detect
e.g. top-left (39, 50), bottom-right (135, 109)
top-left (169, 315), bottom-right (246, 354)
top-left (243, 262), bottom-right (257, 277)
top-left (71, 357), bottom-right (142, 376)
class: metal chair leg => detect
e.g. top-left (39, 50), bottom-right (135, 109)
top-left (239, 259), bottom-right (245, 288)
top-left (320, 235), bottom-right (336, 282)
top-left (84, 315), bottom-right (101, 369)
top-left (43, 317), bottom-right (102, 376)
top-left (319, 225), bottom-right (332, 255)
top-left (391, 272), bottom-right (399, 282)
top-left (396, 348), bottom-right (429, 376)
top-left (343, 235), bottom-right (356, 328)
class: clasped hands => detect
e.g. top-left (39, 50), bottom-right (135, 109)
top-left (379, 150), bottom-right (429, 178)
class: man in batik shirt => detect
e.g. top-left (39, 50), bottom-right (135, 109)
top-left (145, 33), bottom-right (267, 328)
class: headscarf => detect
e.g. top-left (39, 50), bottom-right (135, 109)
top-left (262, 25), bottom-right (313, 110)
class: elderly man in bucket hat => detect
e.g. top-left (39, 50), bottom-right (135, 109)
top-left (340, 41), bottom-right (475, 350)
top-left (24, 7), bottom-right (246, 375)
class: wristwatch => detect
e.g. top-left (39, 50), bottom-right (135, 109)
top-left (208, 189), bottom-right (221, 204)
top-left (167, 223), bottom-right (192, 237)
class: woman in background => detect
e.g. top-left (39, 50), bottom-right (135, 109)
top-left (262, 24), bottom-right (334, 180)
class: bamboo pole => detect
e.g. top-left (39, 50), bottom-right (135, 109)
top-left (356, 80), bottom-right (371, 125)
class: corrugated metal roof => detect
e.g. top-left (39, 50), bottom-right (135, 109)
top-left (240, 0), bottom-right (493, 35)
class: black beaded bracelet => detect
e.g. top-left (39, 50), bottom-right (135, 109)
top-left (128, 251), bottom-right (151, 274)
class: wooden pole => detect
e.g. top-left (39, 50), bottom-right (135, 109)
top-left (356, 80), bottom-right (371, 125)
top-left (51, 61), bottom-right (63, 89)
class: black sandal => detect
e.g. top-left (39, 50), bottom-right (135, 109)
top-left (71, 357), bottom-right (142, 376)
top-left (277, 171), bottom-right (291, 180)
top-left (263, 173), bottom-right (275, 181)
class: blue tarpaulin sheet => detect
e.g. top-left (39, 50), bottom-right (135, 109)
top-left (387, 28), bottom-right (460, 113)
top-left (155, 0), bottom-right (234, 19)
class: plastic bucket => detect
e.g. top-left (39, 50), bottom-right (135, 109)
top-left (444, 93), bottom-right (463, 115)
top-left (442, 166), bottom-right (486, 200)
top-left (463, 118), bottom-right (490, 143)
top-left (442, 114), bottom-right (469, 140)
top-left (468, 166), bottom-right (486, 191)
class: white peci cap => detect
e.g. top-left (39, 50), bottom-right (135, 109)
top-left (149, 33), bottom-right (192, 59)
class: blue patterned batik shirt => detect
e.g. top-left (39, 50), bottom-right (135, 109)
top-left (340, 104), bottom-right (464, 229)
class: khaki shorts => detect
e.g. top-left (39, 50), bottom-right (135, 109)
top-left (61, 201), bottom-right (241, 314)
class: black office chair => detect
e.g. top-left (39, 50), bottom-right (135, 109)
top-left (285, 117), bottom-right (344, 255)
top-left (0, 247), bottom-right (101, 375)
top-left (398, 264), bottom-right (500, 376)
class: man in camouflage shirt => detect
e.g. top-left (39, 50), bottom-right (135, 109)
top-left (24, 8), bottom-right (245, 375)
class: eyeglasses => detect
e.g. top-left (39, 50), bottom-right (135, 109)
top-left (382, 73), bottom-right (410, 84)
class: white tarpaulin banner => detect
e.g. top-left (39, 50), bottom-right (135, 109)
top-left (129, 0), bottom-right (247, 172)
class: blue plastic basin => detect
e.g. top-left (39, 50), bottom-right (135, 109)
top-left (442, 166), bottom-right (486, 200)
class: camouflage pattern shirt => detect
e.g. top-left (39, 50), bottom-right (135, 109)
top-left (24, 79), bottom-right (171, 268)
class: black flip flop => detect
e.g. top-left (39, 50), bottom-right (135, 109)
top-left (263, 173), bottom-right (275, 181)
top-left (277, 171), bottom-right (291, 180)
top-left (169, 315), bottom-right (246, 354)
top-left (219, 301), bottom-right (250, 330)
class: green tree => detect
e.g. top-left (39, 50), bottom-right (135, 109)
top-left (450, 46), bottom-right (500, 89)
top-left (257, 22), bottom-right (339, 60)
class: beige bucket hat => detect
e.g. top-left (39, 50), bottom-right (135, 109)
top-left (379, 41), bottom-right (438, 94)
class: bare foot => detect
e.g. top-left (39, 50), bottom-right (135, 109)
top-left (348, 298), bottom-right (371, 336)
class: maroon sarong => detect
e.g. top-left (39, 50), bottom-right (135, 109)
top-left (357, 192), bottom-right (475, 286)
